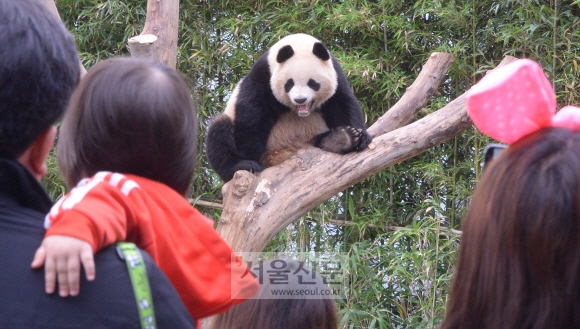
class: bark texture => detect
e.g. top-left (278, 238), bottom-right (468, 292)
top-left (128, 0), bottom-right (180, 69)
top-left (216, 54), bottom-right (519, 257)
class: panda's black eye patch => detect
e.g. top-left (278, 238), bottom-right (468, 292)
top-left (307, 79), bottom-right (321, 91)
top-left (284, 79), bottom-right (294, 93)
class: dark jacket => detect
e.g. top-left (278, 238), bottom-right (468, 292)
top-left (0, 158), bottom-right (195, 329)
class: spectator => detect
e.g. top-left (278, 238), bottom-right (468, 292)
top-left (211, 259), bottom-right (339, 329)
top-left (441, 59), bottom-right (580, 329)
top-left (0, 0), bottom-right (194, 328)
top-left (31, 57), bottom-right (259, 322)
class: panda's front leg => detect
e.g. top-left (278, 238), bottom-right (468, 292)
top-left (206, 114), bottom-right (268, 181)
top-left (232, 160), bottom-right (267, 176)
top-left (313, 126), bottom-right (372, 154)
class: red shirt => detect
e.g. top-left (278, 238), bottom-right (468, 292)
top-left (45, 172), bottom-right (258, 320)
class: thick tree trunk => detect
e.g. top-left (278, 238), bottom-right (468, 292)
top-left (43, 0), bottom-right (179, 70)
top-left (128, 0), bottom-right (179, 69)
top-left (216, 54), bottom-right (519, 258)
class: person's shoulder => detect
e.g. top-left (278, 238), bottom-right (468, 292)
top-left (97, 245), bottom-right (197, 329)
top-left (140, 248), bottom-right (197, 328)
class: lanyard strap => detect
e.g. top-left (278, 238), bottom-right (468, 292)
top-left (117, 242), bottom-right (157, 329)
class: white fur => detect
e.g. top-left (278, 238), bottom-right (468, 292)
top-left (224, 77), bottom-right (243, 119)
top-left (267, 34), bottom-right (338, 116)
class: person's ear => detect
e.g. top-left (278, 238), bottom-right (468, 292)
top-left (18, 125), bottom-right (57, 181)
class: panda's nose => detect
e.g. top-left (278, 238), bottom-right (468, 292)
top-left (294, 98), bottom-right (307, 104)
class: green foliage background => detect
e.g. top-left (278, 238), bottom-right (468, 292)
top-left (45, 0), bottom-right (580, 327)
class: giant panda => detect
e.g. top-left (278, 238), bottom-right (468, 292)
top-left (206, 33), bottom-right (372, 182)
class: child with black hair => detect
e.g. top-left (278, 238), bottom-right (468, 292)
top-left (211, 260), bottom-right (339, 329)
top-left (31, 57), bottom-right (258, 322)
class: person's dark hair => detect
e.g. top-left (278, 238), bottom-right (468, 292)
top-left (57, 57), bottom-right (197, 195)
top-left (211, 259), bottom-right (338, 329)
top-left (442, 127), bottom-right (580, 329)
top-left (0, 0), bottom-right (80, 158)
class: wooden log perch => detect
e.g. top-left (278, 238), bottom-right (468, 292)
top-left (128, 34), bottom-right (159, 61)
top-left (217, 54), bottom-right (519, 258)
top-left (129, 0), bottom-right (179, 69)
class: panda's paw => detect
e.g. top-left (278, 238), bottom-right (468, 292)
top-left (317, 126), bottom-right (371, 154)
top-left (348, 126), bottom-right (371, 151)
top-left (234, 160), bottom-right (267, 175)
top-left (341, 126), bottom-right (371, 151)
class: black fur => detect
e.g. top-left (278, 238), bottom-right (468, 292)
top-left (312, 42), bottom-right (330, 61)
top-left (205, 114), bottom-right (267, 181)
top-left (284, 79), bottom-right (294, 93)
top-left (206, 51), bottom-right (283, 181)
top-left (206, 39), bottom-right (371, 182)
top-left (307, 79), bottom-right (320, 91)
top-left (276, 45), bottom-right (294, 63)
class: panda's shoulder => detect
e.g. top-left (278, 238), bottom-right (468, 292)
top-left (328, 55), bottom-right (347, 81)
top-left (234, 50), bottom-right (280, 108)
top-left (245, 50), bottom-right (271, 80)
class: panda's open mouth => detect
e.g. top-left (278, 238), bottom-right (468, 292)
top-left (297, 102), bottom-right (314, 117)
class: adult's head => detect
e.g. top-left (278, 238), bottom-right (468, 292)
top-left (57, 57), bottom-right (197, 195)
top-left (211, 259), bottom-right (338, 329)
top-left (442, 127), bottom-right (580, 329)
top-left (0, 1), bottom-right (195, 328)
top-left (0, 0), bottom-right (80, 160)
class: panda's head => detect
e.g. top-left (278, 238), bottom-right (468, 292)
top-left (268, 34), bottom-right (338, 117)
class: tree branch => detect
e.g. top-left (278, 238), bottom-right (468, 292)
top-left (216, 54), bottom-right (519, 256)
top-left (190, 198), bottom-right (463, 235)
top-left (368, 52), bottom-right (454, 137)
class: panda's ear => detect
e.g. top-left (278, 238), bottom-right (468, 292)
top-left (312, 42), bottom-right (330, 61)
top-left (276, 45), bottom-right (294, 63)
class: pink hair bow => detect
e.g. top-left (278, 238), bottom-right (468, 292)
top-left (467, 58), bottom-right (580, 144)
